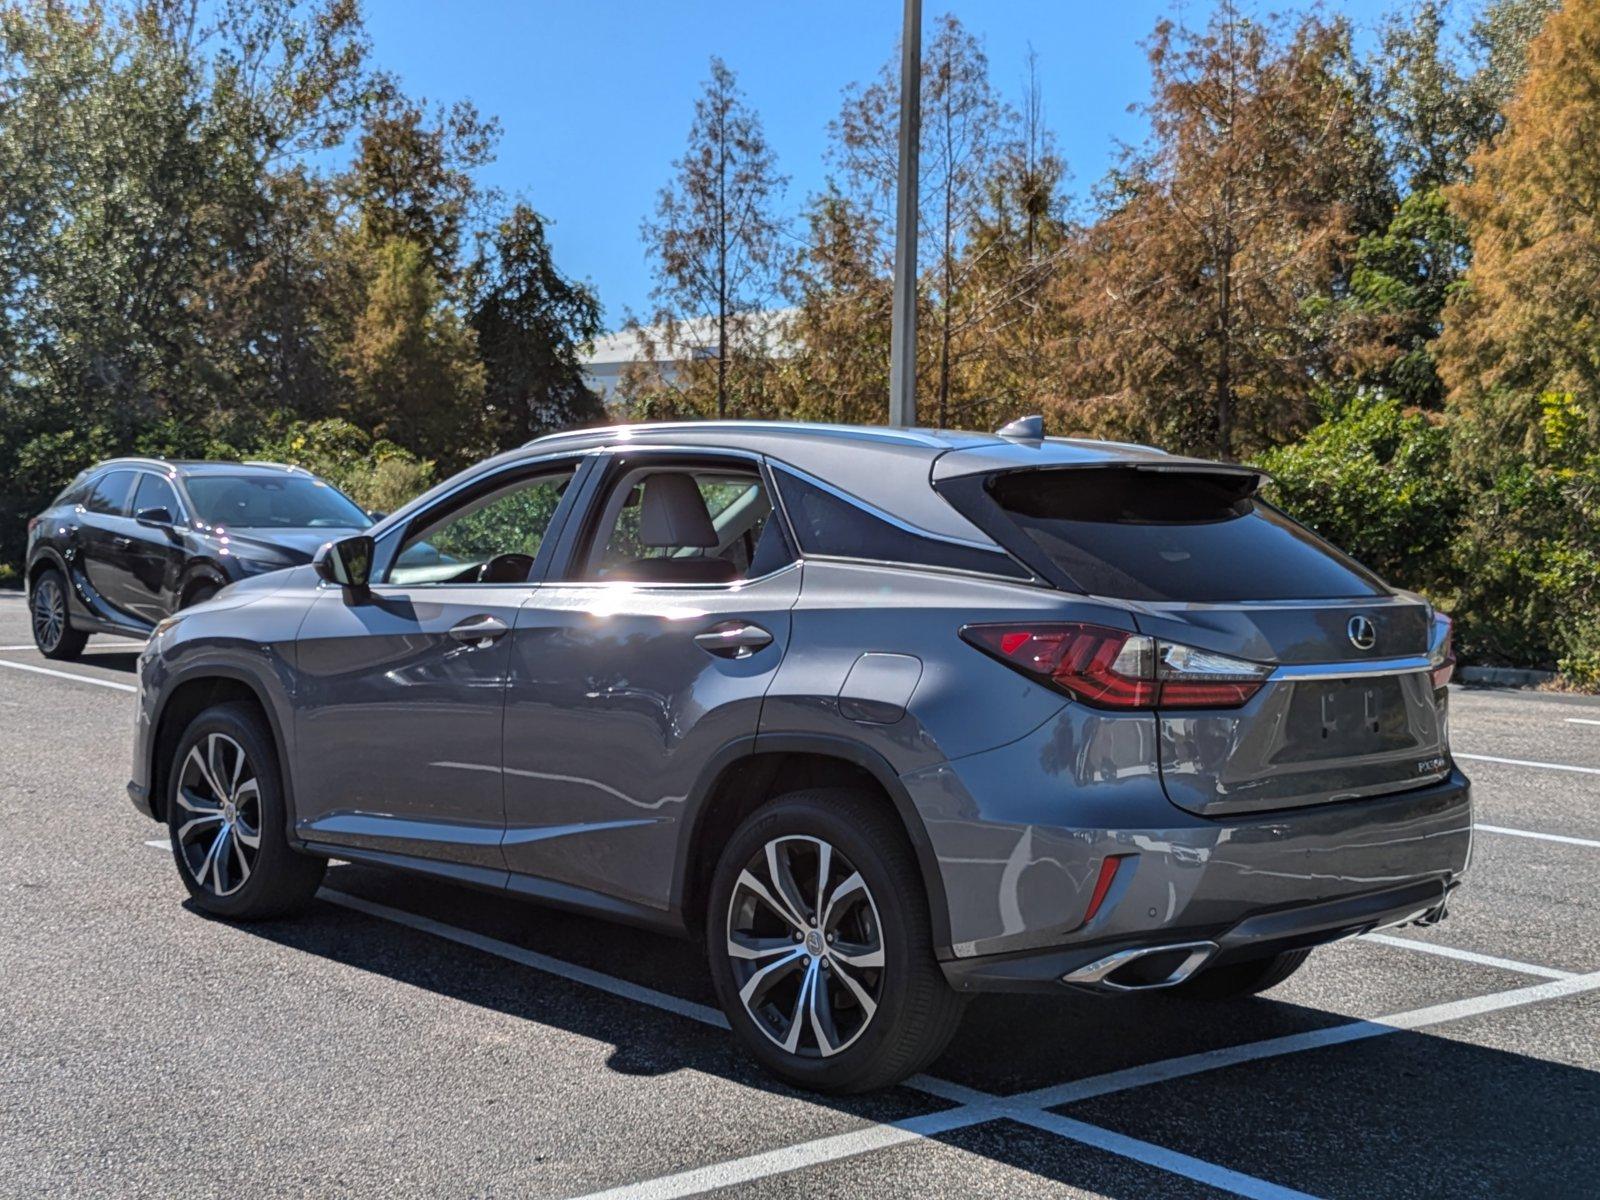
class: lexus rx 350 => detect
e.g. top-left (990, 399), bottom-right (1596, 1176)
top-left (128, 420), bottom-right (1469, 1092)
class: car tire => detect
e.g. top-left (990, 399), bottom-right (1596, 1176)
top-left (166, 702), bottom-right (325, 920)
top-left (706, 787), bottom-right (966, 1093)
top-left (1175, 948), bottom-right (1311, 999)
top-left (30, 568), bottom-right (88, 660)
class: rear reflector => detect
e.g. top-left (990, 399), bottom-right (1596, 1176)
top-left (961, 622), bottom-right (1270, 710)
top-left (1081, 855), bottom-right (1126, 926)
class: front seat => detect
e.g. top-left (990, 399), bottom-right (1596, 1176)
top-left (611, 474), bottom-right (739, 583)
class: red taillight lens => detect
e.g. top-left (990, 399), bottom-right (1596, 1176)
top-left (962, 623), bottom-right (1157, 708)
top-left (961, 623), bottom-right (1269, 710)
top-left (1430, 613), bottom-right (1455, 690)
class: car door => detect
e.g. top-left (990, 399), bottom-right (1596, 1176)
top-left (73, 469), bottom-right (140, 626)
top-left (500, 449), bottom-right (801, 911)
top-left (120, 470), bottom-right (189, 623)
top-left (291, 455), bottom-right (589, 873)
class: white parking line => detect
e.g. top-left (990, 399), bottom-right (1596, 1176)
top-left (134, 835), bottom-right (1594, 1200)
top-left (0, 658), bottom-right (135, 692)
top-left (1476, 824), bottom-right (1600, 850)
top-left (1455, 752), bottom-right (1600, 776)
top-left (1361, 932), bottom-right (1574, 980)
top-left (1564, 718), bottom-right (1600, 727)
top-left (0, 643), bottom-right (40, 650)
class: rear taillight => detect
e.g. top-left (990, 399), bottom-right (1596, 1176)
top-left (26, 516), bottom-right (39, 536)
top-left (961, 622), bottom-right (1270, 710)
top-left (1430, 612), bottom-right (1455, 690)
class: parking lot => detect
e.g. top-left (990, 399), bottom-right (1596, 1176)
top-left (0, 590), bottom-right (1596, 1199)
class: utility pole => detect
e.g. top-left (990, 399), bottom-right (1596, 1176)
top-left (888, 0), bottom-right (921, 427)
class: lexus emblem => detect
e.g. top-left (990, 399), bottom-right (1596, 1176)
top-left (1347, 615), bottom-right (1377, 651)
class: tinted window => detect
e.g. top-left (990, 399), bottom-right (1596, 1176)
top-left (774, 470), bottom-right (1027, 579)
top-left (985, 468), bottom-right (1384, 602)
top-left (391, 468), bottom-right (574, 585)
top-left (186, 474), bottom-right (368, 530)
top-left (53, 472), bottom-right (89, 507)
top-left (84, 470), bottom-right (135, 516)
top-left (132, 473), bottom-right (180, 519)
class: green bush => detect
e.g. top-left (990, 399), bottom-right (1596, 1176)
top-left (1255, 391), bottom-right (1462, 599)
top-left (249, 419), bottom-right (435, 516)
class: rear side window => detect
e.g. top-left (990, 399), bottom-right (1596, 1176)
top-left (774, 469), bottom-right (1028, 579)
top-left (984, 468), bottom-right (1384, 602)
top-left (84, 470), bottom-right (135, 516)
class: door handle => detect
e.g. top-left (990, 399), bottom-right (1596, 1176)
top-left (112, 535), bottom-right (132, 548)
top-left (694, 620), bottom-right (774, 659)
top-left (448, 614), bottom-right (509, 648)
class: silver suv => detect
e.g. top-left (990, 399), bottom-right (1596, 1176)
top-left (129, 420), bottom-right (1470, 1092)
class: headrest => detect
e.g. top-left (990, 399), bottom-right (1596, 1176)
top-left (637, 474), bottom-right (718, 548)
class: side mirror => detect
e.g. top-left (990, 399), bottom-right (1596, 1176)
top-left (314, 535), bottom-right (375, 597)
top-left (135, 506), bottom-right (173, 527)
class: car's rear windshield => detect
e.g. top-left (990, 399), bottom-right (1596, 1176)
top-left (981, 468), bottom-right (1385, 602)
top-left (186, 474), bottom-right (368, 530)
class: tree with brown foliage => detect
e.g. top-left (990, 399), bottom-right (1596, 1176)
top-left (1050, 5), bottom-right (1384, 458)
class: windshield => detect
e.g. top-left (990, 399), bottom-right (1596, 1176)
top-left (185, 474), bottom-right (369, 530)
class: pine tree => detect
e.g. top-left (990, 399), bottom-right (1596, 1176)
top-left (640, 58), bottom-right (788, 419)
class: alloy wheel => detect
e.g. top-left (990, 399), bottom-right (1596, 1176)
top-left (32, 578), bottom-right (64, 652)
top-left (174, 733), bottom-right (262, 897)
top-left (725, 835), bottom-right (886, 1058)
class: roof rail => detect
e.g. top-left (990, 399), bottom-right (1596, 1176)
top-left (241, 460), bottom-right (309, 474)
top-left (523, 420), bottom-right (956, 450)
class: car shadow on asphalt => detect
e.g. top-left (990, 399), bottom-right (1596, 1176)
top-left (211, 862), bottom-right (1600, 1199)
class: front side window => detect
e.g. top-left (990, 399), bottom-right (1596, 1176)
top-left (132, 473), bottom-right (181, 520)
top-left (390, 467), bottom-right (575, 586)
top-left (186, 474), bottom-right (368, 530)
top-left (84, 470), bottom-right (135, 516)
top-left (580, 465), bottom-right (791, 584)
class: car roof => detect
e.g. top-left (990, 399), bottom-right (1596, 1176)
top-left (504, 420), bottom-right (1208, 545)
top-left (92, 458), bottom-right (317, 479)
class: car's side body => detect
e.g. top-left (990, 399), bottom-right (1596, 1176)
top-left (26, 458), bottom-right (369, 643)
top-left (129, 422), bottom-right (1471, 996)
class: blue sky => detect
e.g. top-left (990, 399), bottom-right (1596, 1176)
top-left (362, 1), bottom-right (1419, 329)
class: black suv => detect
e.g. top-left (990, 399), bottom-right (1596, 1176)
top-left (26, 458), bottom-right (370, 658)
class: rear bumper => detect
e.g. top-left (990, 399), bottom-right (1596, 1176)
top-left (942, 874), bottom-right (1455, 993)
top-left (907, 732), bottom-right (1472, 991)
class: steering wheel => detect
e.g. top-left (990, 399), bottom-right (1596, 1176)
top-left (478, 552), bottom-right (536, 584)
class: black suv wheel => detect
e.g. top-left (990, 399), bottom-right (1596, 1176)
top-left (30, 568), bottom-right (87, 660)
top-left (166, 702), bottom-right (325, 920)
top-left (707, 788), bottom-right (966, 1093)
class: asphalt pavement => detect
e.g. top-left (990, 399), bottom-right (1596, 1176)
top-left (1, 591), bottom-right (1596, 1198)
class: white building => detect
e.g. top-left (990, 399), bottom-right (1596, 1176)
top-left (581, 309), bottom-right (798, 406)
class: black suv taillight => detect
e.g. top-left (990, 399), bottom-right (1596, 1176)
top-left (961, 622), bottom-right (1271, 711)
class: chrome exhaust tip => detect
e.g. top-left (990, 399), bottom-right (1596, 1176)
top-left (1062, 941), bottom-right (1219, 992)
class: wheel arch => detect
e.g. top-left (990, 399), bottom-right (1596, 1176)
top-left (148, 668), bottom-right (296, 833)
top-left (177, 563), bottom-right (229, 607)
top-left (26, 547), bottom-right (69, 591)
top-left (674, 734), bottom-right (954, 957)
